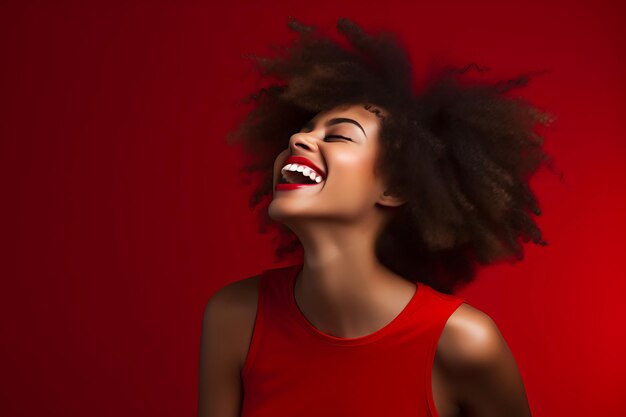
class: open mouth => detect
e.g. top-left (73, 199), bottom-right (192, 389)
top-left (276, 163), bottom-right (325, 190)
top-left (279, 163), bottom-right (325, 185)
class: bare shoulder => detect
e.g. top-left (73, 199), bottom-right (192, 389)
top-left (437, 303), bottom-right (505, 369)
top-left (206, 274), bottom-right (262, 314)
top-left (198, 274), bottom-right (262, 417)
top-left (437, 303), bottom-right (532, 416)
top-left (203, 274), bottom-right (262, 369)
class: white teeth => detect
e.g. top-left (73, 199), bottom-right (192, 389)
top-left (280, 163), bottom-right (325, 183)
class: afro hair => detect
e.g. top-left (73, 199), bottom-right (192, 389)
top-left (226, 16), bottom-right (558, 294)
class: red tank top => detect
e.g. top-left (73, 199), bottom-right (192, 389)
top-left (240, 263), bottom-right (466, 417)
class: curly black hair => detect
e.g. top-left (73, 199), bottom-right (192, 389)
top-left (225, 16), bottom-right (558, 294)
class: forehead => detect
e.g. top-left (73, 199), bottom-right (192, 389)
top-left (312, 103), bottom-right (387, 133)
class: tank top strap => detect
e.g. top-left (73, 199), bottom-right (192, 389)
top-left (415, 284), bottom-right (466, 416)
top-left (415, 284), bottom-right (466, 358)
top-left (240, 263), bottom-right (295, 380)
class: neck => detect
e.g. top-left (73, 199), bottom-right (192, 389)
top-left (293, 212), bottom-right (389, 296)
top-left (299, 240), bottom-right (388, 302)
top-left (288, 219), bottom-right (415, 338)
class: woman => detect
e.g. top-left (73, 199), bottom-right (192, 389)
top-left (199, 16), bottom-right (554, 417)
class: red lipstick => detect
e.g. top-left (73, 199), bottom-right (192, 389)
top-left (275, 183), bottom-right (321, 191)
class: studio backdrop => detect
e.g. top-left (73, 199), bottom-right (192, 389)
top-left (1, 1), bottom-right (624, 416)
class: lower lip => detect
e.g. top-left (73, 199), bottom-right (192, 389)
top-left (275, 182), bottom-right (323, 191)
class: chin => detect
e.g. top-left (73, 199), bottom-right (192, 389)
top-left (268, 201), bottom-right (310, 224)
top-left (268, 201), bottom-right (291, 222)
top-left (267, 199), bottom-right (316, 225)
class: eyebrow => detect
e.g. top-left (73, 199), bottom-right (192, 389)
top-left (302, 117), bottom-right (368, 138)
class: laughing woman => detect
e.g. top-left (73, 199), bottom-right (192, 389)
top-left (199, 16), bottom-right (554, 417)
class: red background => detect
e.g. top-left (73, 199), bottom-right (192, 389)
top-left (1, 1), bottom-right (624, 416)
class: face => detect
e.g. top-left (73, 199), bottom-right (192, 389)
top-left (268, 103), bottom-right (402, 225)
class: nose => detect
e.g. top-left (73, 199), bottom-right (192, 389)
top-left (289, 131), bottom-right (319, 154)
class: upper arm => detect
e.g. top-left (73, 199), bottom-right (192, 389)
top-left (198, 283), bottom-right (248, 417)
top-left (439, 304), bottom-right (533, 417)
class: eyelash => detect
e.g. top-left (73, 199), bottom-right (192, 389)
top-left (324, 135), bottom-right (352, 142)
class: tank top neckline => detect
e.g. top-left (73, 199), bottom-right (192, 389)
top-left (285, 263), bottom-right (424, 346)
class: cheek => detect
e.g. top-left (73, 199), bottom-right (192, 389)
top-left (338, 148), bottom-right (377, 172)
top-left (330, 151), bottom-right (378, 188)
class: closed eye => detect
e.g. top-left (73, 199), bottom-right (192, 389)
top-left (324, 135), bottom-right (353, 142)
